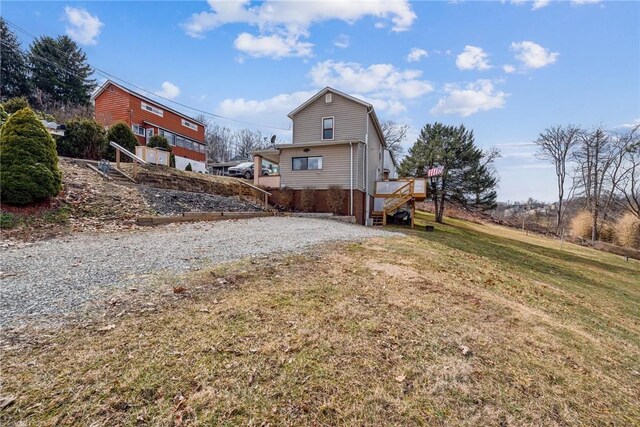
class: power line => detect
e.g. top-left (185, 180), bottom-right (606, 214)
top-left (3, 19), bottom-right (292, 132)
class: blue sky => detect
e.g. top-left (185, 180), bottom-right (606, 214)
top-left (3, 0), bottom-right (639, 202)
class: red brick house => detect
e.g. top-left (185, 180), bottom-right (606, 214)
top-left (92, 80), bottom-right (207, 171)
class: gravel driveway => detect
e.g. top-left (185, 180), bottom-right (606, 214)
top-left (0, 217), bottom-right (394, 329)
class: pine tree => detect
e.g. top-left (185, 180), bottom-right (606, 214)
top-left (27, 35), bottom-right (96, 108)
top-left (399, 122), bottom-right (499, 223)
top-left (0, 18), bottom-right (31, 101)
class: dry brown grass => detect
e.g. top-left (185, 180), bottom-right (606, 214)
top-left (615, 213), bottom-right (640, 249)
top-left (2, 214), bottom-right (639, 426)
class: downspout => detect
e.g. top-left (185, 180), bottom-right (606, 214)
top-left (349, 141), bottom-right (354, 216)
top-left (364, 108), bottom-right (371, 226)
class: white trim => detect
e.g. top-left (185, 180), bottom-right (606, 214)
top-left (132, 124), bottom-right (145, 136)
top-left (181, 118), bottom-right (198, 131)
top-left (288, 87), bottom-right (370, 118)
top-left (321, 116), bottom-right (334, 141)
top-left (141, 101), bottom-right (163, 117)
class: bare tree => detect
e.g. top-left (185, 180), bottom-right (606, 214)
top-left (207, 124), bottom-right (234, 162)
top-left (380, 120), bottom-right (408, 161)
top-left (234, 129), bottom-right (265, 159)
top-left (615, 125), bottom-right (640, 218)
top-left (534, 125), bottom-right (580, 229)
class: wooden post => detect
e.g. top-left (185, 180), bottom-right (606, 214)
top-left (133, 159), bottom-right (138, 179)
top-left (254, 156), bottom-right (262, 186)
top-left (116, 149), bottom-right (120, 169)
top-left (411, 199), bottom-right (415, 229)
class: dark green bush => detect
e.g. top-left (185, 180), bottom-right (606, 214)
top-left (0, 107), bottom-right (62, 205)
top-left (0, 212), bottom-right (17, 229)
top-left (147, 134), bottom-right (171, 151)
top-left (58, 118), bottom-right (107, 159)
top-left (105, 121), bottom-right (138, 160)
top-left (185, 163), bottom-right (193, 171)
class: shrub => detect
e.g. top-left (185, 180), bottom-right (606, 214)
top-left (2, 97), bottom-right (29, 114)
top-left (570, 211), bottom-right (593, 240)
top-left (0, 107), bottom-right (62, 205)
top-left (105, 121), bottom-right (138, 160)
top-left (300, 187), bottom-right (315, 212)
top-left (279, 187), bottom-right (295, 209)
top-left (0, 212), bottom-right (17, 229)
top-left (570, 211), bottom-right (614, 242)
top-left (185, 163), bottom-right (193, 171)
top-left (58, 118), bottom-right (107, 159)
top-left (326, 185), bottom-right (345, 215)
top-left (147, 135), bottom-right (171, 151)
top-left (615, 213), bottom-right (640, 249)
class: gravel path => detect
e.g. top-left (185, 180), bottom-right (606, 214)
top-left (0, 217), bottom-right (395, 328)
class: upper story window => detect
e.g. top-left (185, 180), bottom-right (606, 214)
top-left (182, 119), bottom-right (198, 131)
top-left (322, 117), bottom-right (334, 140)
top-left (292, 156), bottom-right (323, 171)
top-left (325, 93), bottom-right (332, 103)
top-left (141, 101), bottom-right (163, 117)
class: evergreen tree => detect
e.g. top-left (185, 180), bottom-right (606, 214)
top-left (0, 18), bottom-right (31, 101)
top-left (27, 35), bottom-right (96, 107)
top-left (0, 107), bottom-right (62, 205)
top-left (58, 118), bottom-right (107, 160)
top-left (399, 122), bottom-right (499, 223)
top-left (105, 121), bottom-right (138, 160)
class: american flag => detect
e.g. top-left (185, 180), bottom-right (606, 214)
top-left (427, 166), bottom-right (444, 177)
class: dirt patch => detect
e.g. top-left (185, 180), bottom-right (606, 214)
top-left (1, 159), bottom-right (151, 241)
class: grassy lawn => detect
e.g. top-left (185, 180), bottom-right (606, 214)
top-left (2, 212), bottom-right (639, 426)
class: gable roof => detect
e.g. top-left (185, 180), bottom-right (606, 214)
top-left (91, 79), bottom-right (206, 127)
top-left (287, 87), bottom-right (386, 147)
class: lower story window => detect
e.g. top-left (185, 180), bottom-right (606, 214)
top-left (292, 156), bottom-right (322, 171)
top-left (132, 124), bottom-right (145, 136)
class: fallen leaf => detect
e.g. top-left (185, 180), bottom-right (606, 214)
top-left (395, 375), bottom-right (406, 383)
top-left (98, 324), bottom-right (116, 332)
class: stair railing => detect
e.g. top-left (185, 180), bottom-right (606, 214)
top-left (110, 141), bottom-right (147, 180)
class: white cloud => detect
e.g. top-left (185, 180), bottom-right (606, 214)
top-left (503, 64), bottom-right (516, 73)
top-left (216, 90), bottom-right (315, 135)
top-left (234, 33), bottom-right (312, 58)
top-left (431, 80), bottom-right (508, 117)
top-left (154, 81), bottom-right (181, 100)
top-left (333, 34), bottom-right (350, 49)
top-left (310, 60), bottom-right (434, 101)
top-left (510, 41), bottom-right (559, 69)
top-left (63, 6), bottom-right (103, 45)
top-left (183, 0), bottom-right (416, 58)
top-left (531, 0), bottom-right (551, 10)
top-left (618, 118), bottom-right (640, 129)
top-left (571, 0), bottom-right (601, 4)
top-left (456, 45), bottom-right (492, 71)
top-left (407, 48), bottom-right (428, 62)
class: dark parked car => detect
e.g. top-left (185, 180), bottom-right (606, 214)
top-left (227, 162), bottom-right (270, 179)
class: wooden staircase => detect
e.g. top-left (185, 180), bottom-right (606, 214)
top-left (371, 180), bottom-right (416, 227)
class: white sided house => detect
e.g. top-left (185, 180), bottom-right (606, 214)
top-left (252, 87), bottom-right (425, 226)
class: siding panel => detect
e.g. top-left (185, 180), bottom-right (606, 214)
top-left (292, 93), bottom-right (366, 143)
top-left (279, 143), bottom-right (363, 190)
